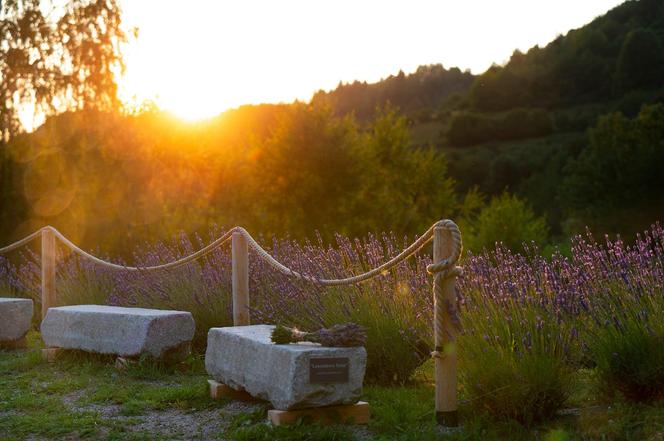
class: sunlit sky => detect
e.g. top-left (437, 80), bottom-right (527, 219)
top-left (119, 0), bottom-right (625, 120)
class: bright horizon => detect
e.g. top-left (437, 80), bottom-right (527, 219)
top-left (121, 0), bottom-right (623, 120)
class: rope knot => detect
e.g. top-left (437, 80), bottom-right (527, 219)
top-left (426, 219), bottom-right (463, 276)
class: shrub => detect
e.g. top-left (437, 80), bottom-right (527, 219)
top-left (459, 278), bottom-right (575, 424)
top-left (588, 317), bottom-right (664, 402)
top-left (462, 347), bottom-right (572, 424)
top-left (579, 228), bottom-right (664, 401)
top-left (464, 193), bottom-right (549, 252)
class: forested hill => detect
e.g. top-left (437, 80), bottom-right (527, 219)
top-left (311, 65), bottom-right (474, 121)
top-left (467, 0), bottom-right (664, 113)
top-left (313, 0), bottom-right (664, 133)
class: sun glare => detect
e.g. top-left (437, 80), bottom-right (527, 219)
top-left (117, 0), bottom-right (625, 122)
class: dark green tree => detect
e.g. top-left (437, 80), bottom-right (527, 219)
top-left (560, 104), bottom-right (664, 235)
top-left (464, 192), bottom-right (549, 252)
top-left (359, 107), bottom-right (457, 234)
top-left (614, 28), bottom-right (664, 94)
top-left (252, 103), bottom-right (365, 240)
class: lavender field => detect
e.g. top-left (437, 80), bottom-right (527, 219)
top-left (2, 223), bottom-right (663, 423)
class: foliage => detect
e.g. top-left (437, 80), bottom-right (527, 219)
top-left (0, 0), bottom-right (126, 242)
top-left (467, 0), bottom-right (664, 112)
top-left (457, 224), bottom-right (664, 416)
top-left (0, 0), bottom-right (126, 140)
top-left (577, 227), bottom-right (664, 402)
top-left (311, 64), bottom-right (474, 121)
top-left (460, 250), bottom-right (574, 423)
top-left (588, 317), bottom-right (664, 402)
top-left (469, 65), bottom-right (529, 112)
top-left (614, 28), bottom-right (664, 94)
top-left (447, 108), bottom-right (554, 146)
top-left (462, 348), bottom-right (572, 425)
top-left (464, 193), bottom-right (549, 252)
top-left (560, 103), bottom-right (664, 235)
top-left (1, 105), bottom-right (463, 253)
top-left (252, 103), bottom-right (364, 240)
top-left (357, 107), bottom-right (458, 235)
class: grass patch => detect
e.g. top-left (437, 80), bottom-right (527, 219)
top-left (2, 331), bottom-right (664, 440)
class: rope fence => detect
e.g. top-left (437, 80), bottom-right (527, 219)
top-left (0, 219), bottom-right (463, 426)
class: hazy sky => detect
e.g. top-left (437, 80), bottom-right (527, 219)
top-left (119, 0), bottom-right (625, 120)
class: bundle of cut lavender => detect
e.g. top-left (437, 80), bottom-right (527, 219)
top-left (271, 323), bottom-right (367, 347)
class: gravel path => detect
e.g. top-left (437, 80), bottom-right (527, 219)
top-left (60, 388), bottom-right (264, 440)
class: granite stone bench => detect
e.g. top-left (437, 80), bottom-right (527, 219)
top-left (41, 305), bottom-right (195, 360)
top-left (205, 325), bottom-right (367, 411)
top-left (0, 298), bottom-right (33, 348)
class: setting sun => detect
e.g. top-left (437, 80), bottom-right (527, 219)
top-left (118, 0), bottom-right (624, 120)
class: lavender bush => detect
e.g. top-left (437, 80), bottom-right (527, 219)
top-left (457, 223), bottom-right (663, 419)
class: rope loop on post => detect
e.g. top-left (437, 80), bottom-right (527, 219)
top-left (426, 219), bottom-right (463, 276)
top-left (427, 220), bottom-right (464, 361)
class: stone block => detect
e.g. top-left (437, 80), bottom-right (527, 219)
top-left (41, 305), bottom-right (195, 359)
top-left (0, 298), bottom-right (33, 343)
top-left (205, 325), bottom-right (367, 410)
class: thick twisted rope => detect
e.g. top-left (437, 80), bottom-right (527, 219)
top-left (0, 228), bottom-right (43, 254)
top-left (427, 220), bottom-right (463, 359)
top-left (0, 220), bottom-right (462, 288)
top-left (50, 226), bottom-right (236, 272)
top-left (0, 226), bottom-right (235, 270)
top-left (237, 221), bottom-right (441, 286)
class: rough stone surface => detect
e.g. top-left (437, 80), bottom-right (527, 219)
top-left (205, 325), bottom-right (367, 410)
top-left (0, 298), bottom-right (33, 342)
top-left (41, 305), bottom-right (195, 359)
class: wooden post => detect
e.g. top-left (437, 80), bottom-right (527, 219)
top-left (232, 232), bottom-right (250, 326)
top-left (41, 228), bottom-right (56, 321)
top-left (433, 226), bottom-right (458, 427)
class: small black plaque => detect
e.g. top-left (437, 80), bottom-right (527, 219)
top-left (309, 357), bottom-right (349, 384)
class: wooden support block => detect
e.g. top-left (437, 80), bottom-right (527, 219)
top-left (42, 347), bottom-right (61, 363)
top-left (208, 379), bottom-right (261, 402)
top-left (268, 401), bottom-right (370, 426)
